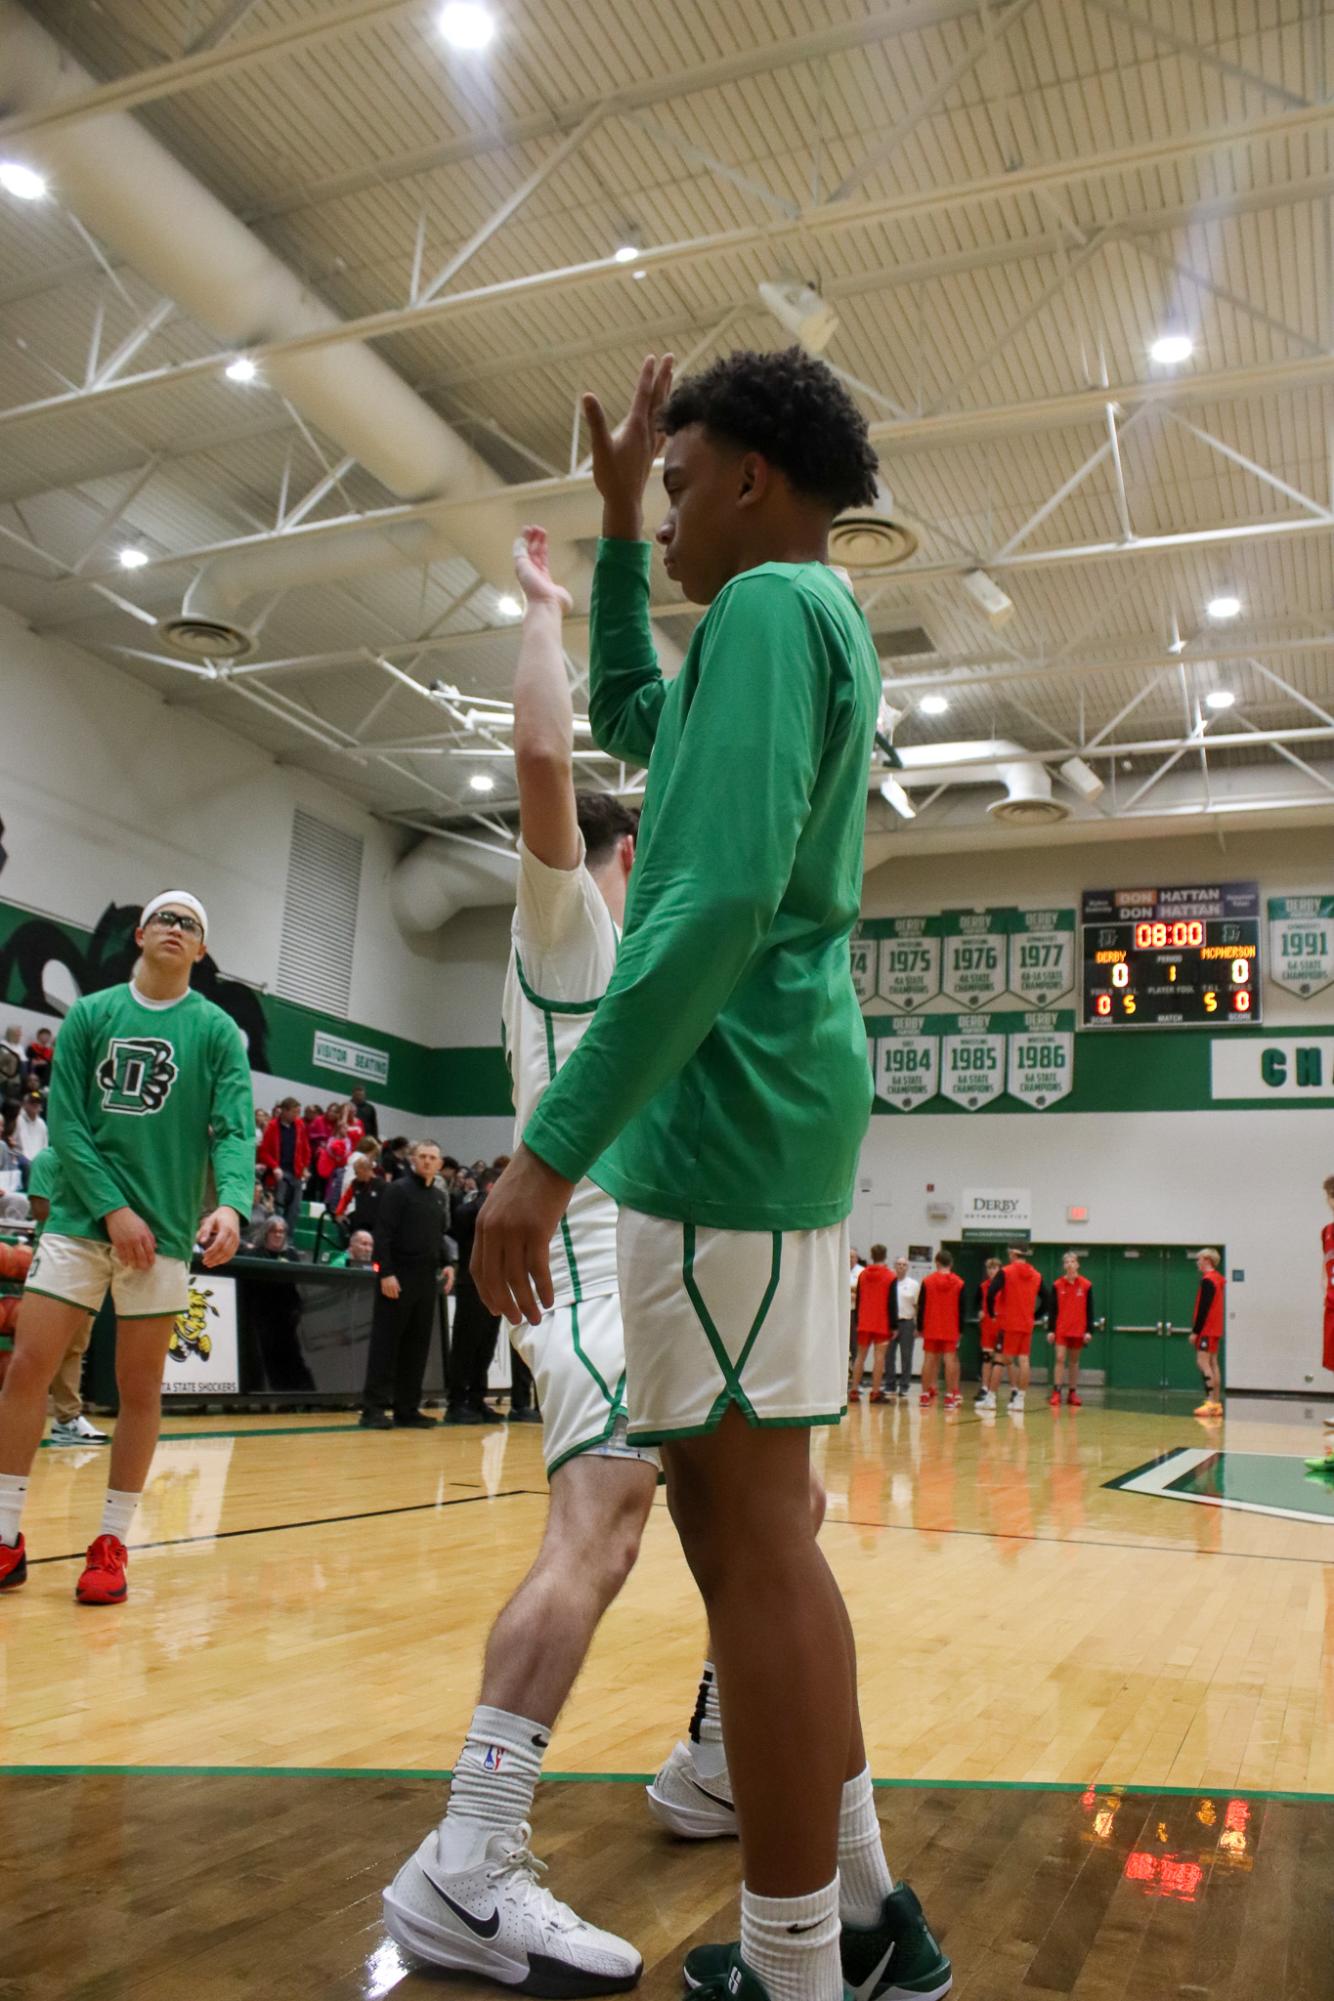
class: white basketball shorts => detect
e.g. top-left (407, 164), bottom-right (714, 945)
top-left (616, 1209), bottom-right (850, 1445)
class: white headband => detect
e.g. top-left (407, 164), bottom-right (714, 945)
top-left (140, 890), bottom-right (208, 940)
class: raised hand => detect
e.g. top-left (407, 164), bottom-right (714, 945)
top-left (581, 352), bottom-right (674, 541)
top-left (514, 525), bottom-right (573, 614)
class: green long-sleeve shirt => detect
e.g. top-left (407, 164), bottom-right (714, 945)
top-left (523, 536), bottom-right (877, 1232)
top-left (45, 984), bottom-right (256, 1261)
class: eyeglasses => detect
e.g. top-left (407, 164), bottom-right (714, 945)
top-left (148, 910), bottom-right (203, 937)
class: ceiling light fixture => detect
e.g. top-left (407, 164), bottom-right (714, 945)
top-left (1205, 688), bottom-right (1236, 710)
top-left (614, 241), bottom-right (641, 265)
top-left (1149, 331), bottom-right (1194, 366)
top-left (117, 547), bottom-right (149, 570)
top-left (469, 772), bottom-right (497, 793)
top-left (757, 278), bottom-right (839, 353)
top-left (962, 568), bottom-right (1014, 627)
top-left (1206, 593), bottom-right (1242, 621)
top-left (918, 693), bottom-right (950, 716)
top-left (439, 3), bottom-right (496, 50)
top-left (225, 355), bottom-right (258, 383)
top-left (0, 161), bottom-right (47, 201)
top-left (495, 593), bottom-right (522, 619)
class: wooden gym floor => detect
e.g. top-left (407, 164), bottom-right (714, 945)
top-left (2, 1393), bottom-right (1331, 1997)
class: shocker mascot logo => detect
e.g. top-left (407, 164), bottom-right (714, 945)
top-left (97, 1037), bottom-right (178, 1115)
top-left (169, 1283), bottom-right (219, 1366)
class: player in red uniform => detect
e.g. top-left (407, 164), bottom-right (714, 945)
top-left (848, 1244), bottom-right (896, 1404)
top-left (917, 1250), bottom-right (965, 1410)
top-left (982, 1245), bottom-right (1044, 1413)
top-left (1047, 1252), bottom-right (1094, 1408)
top-left (974, 1255), bottom-right (1002, 1406)
top-left (1190, 1247), bottom-right (1226, 1416)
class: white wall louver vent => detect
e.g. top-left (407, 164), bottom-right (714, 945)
top-left (276, 810), bottom-right (363, 1015)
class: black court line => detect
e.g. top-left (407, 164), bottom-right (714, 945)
top-left (27, 1487), bottom-right (540, 1567)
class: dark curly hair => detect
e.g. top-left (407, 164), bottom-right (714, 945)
top-left (661, 346), bottom-right (879, 515)
top-left (576, 791), bottom-right (640, 864)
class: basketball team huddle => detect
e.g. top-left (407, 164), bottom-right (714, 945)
top-left (1, 344), bottom-right (1332, 2001)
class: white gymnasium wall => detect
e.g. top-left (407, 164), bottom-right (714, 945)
top-left (856, 827), bottom-right (1334, 1395)
top-left (0, 607), bottom-right (447, 1045)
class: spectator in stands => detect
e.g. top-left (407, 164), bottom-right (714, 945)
top-left (0, 1026), bottom-right (25, 1101)
top-left (0, 1191), bottom-right (30, 1224)
top-left (25, 1027), bottom-right (54, 1089)
top-left (14, 1090), bottom-right (48, 1166)
top-left (345, 1100), bottom-right (366, 1147)
top-left (330, 1228), bottom-right (376, 1270)
top-left (246, 1179), bottom-right (276, 1244)
top-left (445, 1168), bottom-right (503, 1425)
top-left (319, 1107), bottom-right (354, 1212)
top-left (244, 1216), bottom-right (314, 1391)
top-left (258, 1097), bottom-right (311, 1226)
top-left (353, 1135), bottom-right (381, 1168)
top-left (336, 1151), bottom-right (384, 1242)
top-left (381, 1136), bottom-right (412, 1183)
top-left (348, 1084), bottom-right (378, 1139)
top-left (253, 1215), bottom-right (302, 1263)
top-left (360, 1140), bottom-right (456, 1429)
top-left (304, 1104), bottom-right (332, 1200)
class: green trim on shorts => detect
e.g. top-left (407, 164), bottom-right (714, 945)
top-left (514, 952), bottom-right (602, 1016)
top-left (546, 1400), bottom-right (625, 1478)
top-left (117, 1308), bottom-right (188, 1322)
top-left (568, 1298), bottom-right (616, 1407)
top-left (539, 1008), bottom-right (585, 1304)
top-left (627, 1409), bottom-right (844, 1447)
top-left (20, 1286), bottom-right (96, 1316)
top-left (680, 1221), bottom-right (783, 1426)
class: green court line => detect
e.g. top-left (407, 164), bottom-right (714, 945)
top-left (3, 1765), bottom-right (1331, 1804)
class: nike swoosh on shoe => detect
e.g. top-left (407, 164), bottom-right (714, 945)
top-left (849, 1939), bottom-right (896, 2001)
top-left (422, 1875), bottom-right (501, 1940)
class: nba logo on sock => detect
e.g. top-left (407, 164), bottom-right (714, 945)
top-left (484, 1745), bottom-right (505, 1772)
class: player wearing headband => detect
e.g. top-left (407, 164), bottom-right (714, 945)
top-left (0, 892), bottom-right (253, 1606)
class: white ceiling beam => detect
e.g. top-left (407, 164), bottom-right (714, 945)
top-left (0, 0), bottom-right (423, 141)
top-left (5, 100), bottom-right (1332, 441)
top-left (831, 0), bottom-right (1041, 202)
top-left (1084, 0), bottom-right (1310, 110)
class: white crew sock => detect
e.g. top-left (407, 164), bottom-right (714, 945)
top-left (689, 1659), bottom-right (728, 1779)
top-left (440, 1705), bottom-right (550, 1871)
top-left (839, 1766), bottom-right (894, 1925)
top-left (99, 1489), bottom-right (140, 1543)
top-left (740, 1878), bottom-right (842, 2001)
top-left (0, 1473), bottom-right (28, 1547)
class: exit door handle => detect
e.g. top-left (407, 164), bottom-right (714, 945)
top-left (1116, 1324), bottom-right (1161, 1333)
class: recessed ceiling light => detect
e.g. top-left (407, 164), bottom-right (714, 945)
top-left (495, 593), bottom-right (522, 619)
top-left (1206, 594), bottom-right (1242, 621)
top-left (632, 268), bottom-right (648, 281)
top-left (1205, 688), bottom-right (1236, 710)
top-left (614, 242), bottom-right (641, 265)
top-left (225, 355), bottom-right (258, 383)
top-left (469, 772), bottom-right (496, 793)
top-left (0, 161), bottom-right (47, 201)
top-left (918, 693), bottom-right (950, 716)
top-left (439, 3), bottom-right (496, 50)
top-left (1150, 331), bottom-right (1194, 366)
top-left (117, 547), bottom-right (149, 570)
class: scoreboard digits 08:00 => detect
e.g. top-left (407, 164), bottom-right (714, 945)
top-left (1080, 883), bottom-right (1262, 1029)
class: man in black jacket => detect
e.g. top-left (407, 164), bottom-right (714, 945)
top-left (349, 1084), bottom-right (379, 1140)
top-left (360, 1142), bottom-right (456, 1429)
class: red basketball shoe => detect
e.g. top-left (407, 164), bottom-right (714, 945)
top-left (0, 1535), bottom-right (26, 1591)
top-left (76, 1534), bottom-right (128, 1605)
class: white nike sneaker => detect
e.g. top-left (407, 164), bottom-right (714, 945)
top-left (645, 1739), bottom-right (738, 1840)
top-left (1009, 1391), bottom-right (1025, 1412)
top-left (383, 1822), bottom-right (641, 1995)
top-left (49, 1414), bottom-right (110, 1446)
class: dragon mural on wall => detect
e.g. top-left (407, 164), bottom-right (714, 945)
top-left (0, 898), bottom-right (272, 1071)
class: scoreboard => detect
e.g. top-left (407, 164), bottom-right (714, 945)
top-left (1081, 883), bottom-right (1262, 1029)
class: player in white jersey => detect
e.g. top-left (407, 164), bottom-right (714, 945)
top-left (385, 530), bottom-right (679, 1993)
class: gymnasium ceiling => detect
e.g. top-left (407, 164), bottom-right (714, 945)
top-left (3, 0), bottom-right (1334, 854)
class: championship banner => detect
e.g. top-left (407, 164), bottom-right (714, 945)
top-left (941, 910), bottom-right (1008, 1010)
top-left (1268, 895), bottom-right (1334, 999)
top-left (851, 916), bottom-right (943, 1013)
top-left (1006, 1011), bottom-right (1075, 1110)
top-left (1007, 908), bottom-right (1075, 1007)
top-left (868, 1017), bottom-right (939, 1111)
top-left (162, 1273), bottom-right (240, 1396)
top-left (939, 1014), bottom-right (1007, 1110)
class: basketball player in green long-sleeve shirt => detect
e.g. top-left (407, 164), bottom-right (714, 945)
top-left (474, 353), bottom-right (951, 2001)
top-left (0, 891), bottom-right (253, 1607)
